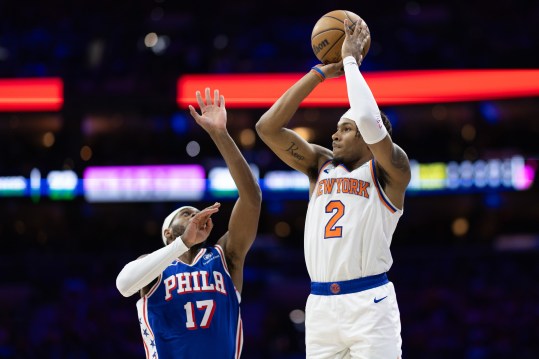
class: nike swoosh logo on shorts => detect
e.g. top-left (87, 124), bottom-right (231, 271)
top-left (373, 296), bottom-right (388, 303)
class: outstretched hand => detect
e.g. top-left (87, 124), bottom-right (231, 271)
top-left (342, 18), bottom-right (370, 65)
top-left (189, 88), bottom-right (227, 133)
top-left (182, 202), bottom-right (221, 247)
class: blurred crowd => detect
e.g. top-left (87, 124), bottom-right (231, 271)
top-left (1, 0), bottom-right (538, 78)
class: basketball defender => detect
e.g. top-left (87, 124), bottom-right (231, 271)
top-left (117, 88), bottom-right (261, 359)
top-left (256, 20), bottom-right (410, 358)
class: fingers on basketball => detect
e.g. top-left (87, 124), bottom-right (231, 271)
top-left (311, 10), bottom-right (370, 64)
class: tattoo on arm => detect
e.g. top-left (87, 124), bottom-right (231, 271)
top-left (285, 142), bottom-right (305, 161)
top-left (391, 147), bottom-right (409, 172)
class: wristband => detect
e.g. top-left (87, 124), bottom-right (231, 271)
top-left (310, 66), bottom-right (326, 82)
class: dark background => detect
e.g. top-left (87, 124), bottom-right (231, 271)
top-left (1, 0), bottom-right (538, 358)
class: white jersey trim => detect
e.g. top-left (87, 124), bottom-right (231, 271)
top-left (235, 317), bottom-right (243, 359)
top-left (144, 273), bottom-right (161, 299)
top-left (214, 244), bottom-right (242, 304)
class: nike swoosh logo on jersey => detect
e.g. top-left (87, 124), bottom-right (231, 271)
top-left (373, 296), bottom-right (388, 303)
top-left (323, 169), bottom-right (329, 173)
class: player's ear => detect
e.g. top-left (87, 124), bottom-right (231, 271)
top-left (163, 228), bottom-right (172, 241)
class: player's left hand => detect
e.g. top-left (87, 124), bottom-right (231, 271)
top-left (189, 88), bottom-right (227, 133)
top-left (315, 61), bottom-right (345, 79)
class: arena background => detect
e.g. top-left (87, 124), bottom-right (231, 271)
top-left (1, 1), bottom-right (538, 358)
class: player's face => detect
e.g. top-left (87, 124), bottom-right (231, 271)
top-left (170, 206), bottom-right (200, 239)
top-left (331, 119), bottom-right (364, 162)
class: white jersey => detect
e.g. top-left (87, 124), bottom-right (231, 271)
top-left (304, 159), bottom-right (403, 282)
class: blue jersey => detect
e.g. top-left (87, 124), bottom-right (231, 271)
top-left (136, 245), bottom-right (243, 359)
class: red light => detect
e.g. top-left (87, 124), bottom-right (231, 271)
top-left (177, 70), bottom-right (539, 108)
top-left (0, 78), bottom-right (63, 111)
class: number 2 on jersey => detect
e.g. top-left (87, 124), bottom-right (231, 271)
top-left (184, 300), bottom-right (216, 330)
top-left (324, 200), bottom-right (344, 238)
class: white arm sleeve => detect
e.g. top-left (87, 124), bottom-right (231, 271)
top-left (116, 237), bottom-right (189, 297)
top-left (343, 56), bottom-right (388, 144)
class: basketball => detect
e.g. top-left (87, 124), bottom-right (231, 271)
top-left (311, 10), bottom-right (371, 64)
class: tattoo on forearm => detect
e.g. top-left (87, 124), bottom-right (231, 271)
top-left (285, 142), bottom-right (305, 161)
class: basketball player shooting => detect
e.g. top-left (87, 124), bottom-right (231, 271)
top-left (256, 19), bottom-right (410, 358)
top-left (116, 88), bottom-right (261, 359)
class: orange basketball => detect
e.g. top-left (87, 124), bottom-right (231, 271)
top-left (311, 10), bottom-right (371, 64)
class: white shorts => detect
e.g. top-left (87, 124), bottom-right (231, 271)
top-left (305, 281), bottom-right (402, 359)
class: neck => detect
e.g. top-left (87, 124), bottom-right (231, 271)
top-left (333, 154), bottom-right (373, 171)
top-left (179, 244), bottom-right (204, 264)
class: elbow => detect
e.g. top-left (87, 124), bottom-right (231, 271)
top-left (256, 112), bottom-right (277, 138)
top-left (253, 186), bottom-right (262, 206)
top-left (249, 186), bottom-right (263, 212)
top-left (256, 115), bottom-right (282, 144)
top-left (245, 183), bottom-right (262, 209)
top-left (353, 111), bottom-right (373, 125)
top-left (255, 118), bottom-right (266, 137)
top-left (116, 274), bottom-right (133, 297)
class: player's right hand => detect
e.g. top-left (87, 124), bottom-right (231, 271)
top-left (182, 202), bottom-right (221, 247)
top-left (342, 18), bottom-right (370, 65)
top-left (189, 88), bottom-right (227, 134)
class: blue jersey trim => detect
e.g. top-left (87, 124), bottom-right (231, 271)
top-left (370, 159), bottom-right (398, 213)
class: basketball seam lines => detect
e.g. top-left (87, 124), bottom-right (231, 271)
top-left (320, 33), bottom-right (344, 59)
top-left (312, 11), bottom-right (359, 61)
top-left (323, 16), bottom-right (345, 23)
top-left (311, 28), bottom-right (345, 40)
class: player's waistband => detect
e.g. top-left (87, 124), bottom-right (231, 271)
top-left (310, 273), bottom-right (389, 296)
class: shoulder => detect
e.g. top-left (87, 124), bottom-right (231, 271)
top-left (216, 232), bottom-right (229, 248)
top-left (312, 144), bottom-right (332, 160)
top-left (374, 141), bottom-right (411, 189)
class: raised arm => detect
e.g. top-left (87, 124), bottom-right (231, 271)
top-left (342, 19), bottom-right (411, 207)
top-left (255, 64), bottom-right (343, 177)
top-left (189, 88), bottom-right (261, 293)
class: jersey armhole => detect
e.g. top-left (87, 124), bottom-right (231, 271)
top-left (214, 244), bottom-right (231, 276)
top-left (214, 244), bottom-right (243, 304)
top-left (370, 159), bottom-right (401, 214)
top-left (142, 273), bottom-right (162, 299)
